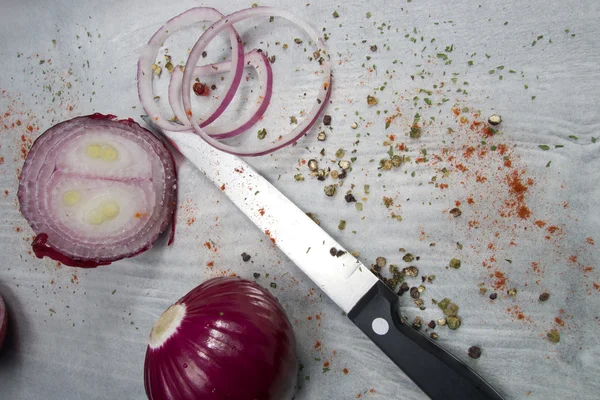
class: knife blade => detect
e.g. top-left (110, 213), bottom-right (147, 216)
top-left (142, 115), bottom-right (505, 400)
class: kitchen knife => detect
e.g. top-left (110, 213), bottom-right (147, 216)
top-left (142, 116), bottom-right (505, 400)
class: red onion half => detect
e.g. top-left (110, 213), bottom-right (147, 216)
top-left (18, 114), bottom-right (177, 267)
top-left (144, 277), bottom-right (298, 400)
top-left (0, 292), bottom-right (7, 350)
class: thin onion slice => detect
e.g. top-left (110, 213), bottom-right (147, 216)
top-left (181, 6), bottom-right (332, 156)
top-left (144, 277), bottom-right (298, 400)
top-left (138, 7), bottom-right (245, 132)
top-left (18, 114), bottom-right (177, 267)
top-left (168, 49), bottom-right (273, 139)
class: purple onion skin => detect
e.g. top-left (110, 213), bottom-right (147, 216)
top-left (144, 277), bottom-right (298, 400)
top-left (0, 293), bottom-right (7, 350)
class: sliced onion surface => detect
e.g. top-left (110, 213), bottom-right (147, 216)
top-left (0, 292), bottom-right (6, 350)
top-left (168, 48), bottom-right (273, 139)
top-left (144, 277), bottom-right (298, 400)
top-left (181, 6), bottom-right (332, 156)
top-left (138, 7), bottom-right (244, 132)
top-left (18, 114), bottom-right (177, 267)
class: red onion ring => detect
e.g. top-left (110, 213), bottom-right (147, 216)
top-left (168, 49), bottom-right (273, 139)
top-left (138, 7), bottom-right (245, 132)
top-left (18, 114), bottom-right (177, 267)
top-left (181, 7), bottom-right (332, 156)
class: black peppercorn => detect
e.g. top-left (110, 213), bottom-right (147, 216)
top-left (410, 287), bottom-right (420, 299)
top-left (344, 193), bottom-right (357, 203)
top-left (397, 282), bottom-right (409, 296)
top-left (468, 346), bottom-right (482, 359)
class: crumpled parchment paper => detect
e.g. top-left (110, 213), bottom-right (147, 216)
top-left (1, 0), bottom-right (599, 399)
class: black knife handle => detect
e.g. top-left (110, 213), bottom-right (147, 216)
top-left (348, 280), bottom-right (505, 400)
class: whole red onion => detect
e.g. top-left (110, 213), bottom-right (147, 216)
top-left (144, 277), bottom-right (298, 400)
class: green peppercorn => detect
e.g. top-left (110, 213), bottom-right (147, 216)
top-left (547, 329), bottom-right (560, 343)
top-left (437, 298), bottom-right (451, 311)
top-left (402, 253), bottom-right (415, 263)
top-left (449, 258), bottom-right (461, 269)
top-left (443, 303), bottom-right (460, 317)
top-left (409, 125), bottom-right (422, 139)
top-left (391, 155), bottom-right (404, 167)
top-left (447, 316), bottom-right (461, 330)
top-left (324, 185), bottom-right (337, 197)
top-left (412, 316), bottom-right (423, 330)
